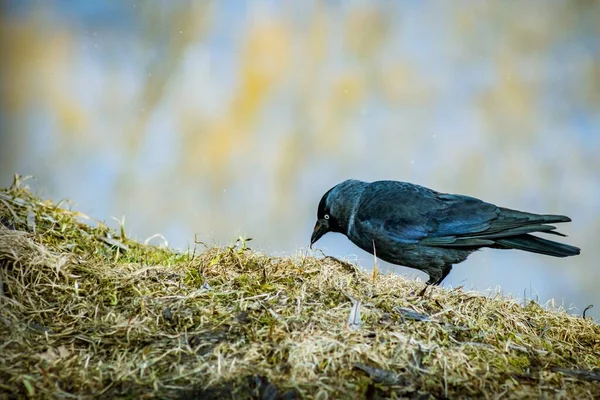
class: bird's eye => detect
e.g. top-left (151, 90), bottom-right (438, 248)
top-left (324, 214), bottom-right (330, 220)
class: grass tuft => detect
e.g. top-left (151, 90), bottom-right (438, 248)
top-left (1, 176), bottom-right (599, 399)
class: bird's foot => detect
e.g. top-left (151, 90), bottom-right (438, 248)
top-left (417, 284), bottom-right (430, 297)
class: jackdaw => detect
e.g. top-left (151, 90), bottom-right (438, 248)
top-left (310, 179), bottom-right (580, 288)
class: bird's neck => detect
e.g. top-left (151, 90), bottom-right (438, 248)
top-left (331, 182), bottom-right (366, 236)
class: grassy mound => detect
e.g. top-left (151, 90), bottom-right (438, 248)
top-left (1, 176), bottom-right (599, 399)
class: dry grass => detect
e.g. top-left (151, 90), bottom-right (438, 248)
top-left (1, 176), bottom-right (599, 399)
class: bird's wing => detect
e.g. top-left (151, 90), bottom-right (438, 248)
top-left (355, 182), bottom-right (567, 247)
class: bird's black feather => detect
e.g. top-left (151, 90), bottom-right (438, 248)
top-left (312, 179), bottom-right (580, 286)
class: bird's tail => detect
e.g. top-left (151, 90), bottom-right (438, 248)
top-left (495, 234), bottom-right (580, 257)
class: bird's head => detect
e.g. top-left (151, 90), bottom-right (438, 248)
top-left (310, 179), bottom-right (367, 248)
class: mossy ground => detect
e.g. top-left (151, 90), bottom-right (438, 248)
top-left (1, 176), bottom-right (599, 399)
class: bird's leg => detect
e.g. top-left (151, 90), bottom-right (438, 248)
top-left (418, 265), bottom-right (452, 296)
top-left (433, 265), bottom-right (452, 286)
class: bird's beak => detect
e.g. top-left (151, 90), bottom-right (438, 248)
top-left (310, 219), bottom-right (329, 249)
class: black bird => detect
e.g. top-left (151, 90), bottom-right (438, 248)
top-left (310, 179), bottom-right (580, 288)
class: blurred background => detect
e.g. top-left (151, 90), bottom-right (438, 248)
top-left (1, 1), bottom-right (599, 318)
